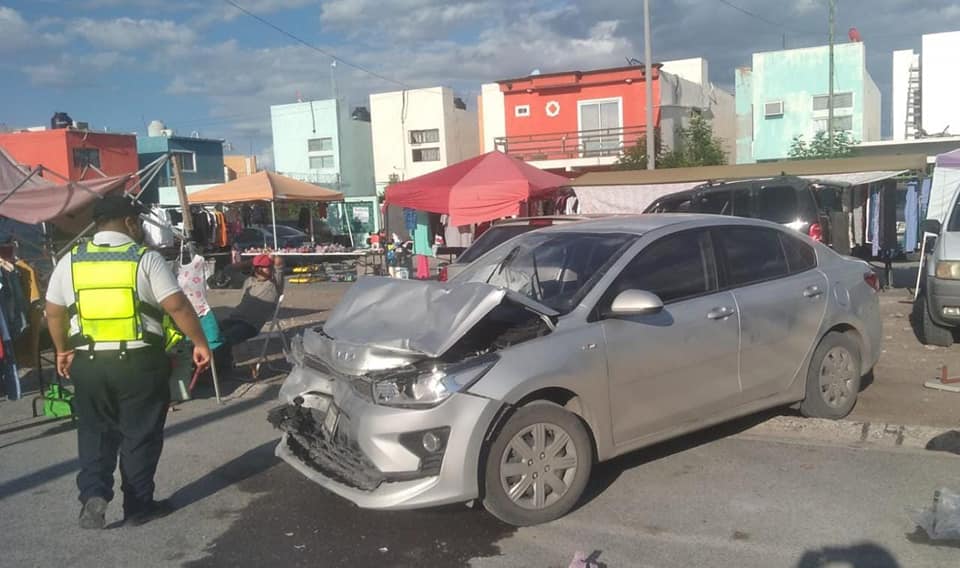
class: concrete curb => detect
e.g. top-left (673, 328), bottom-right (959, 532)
top-left (736, 416), bottom-right (956, 450)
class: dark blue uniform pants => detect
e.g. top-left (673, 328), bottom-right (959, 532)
top-left (71, 346), bottom-right (170, 515)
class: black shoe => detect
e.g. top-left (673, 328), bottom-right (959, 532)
top-left (79, 497), bottom-right (108, 530)
top-left (123, 499), bottom-right (174, 527)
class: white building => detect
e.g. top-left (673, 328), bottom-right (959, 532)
top-left (369, 87), bottom-right (479, 191)
top-left (892, 30), bottom-right (960, 140)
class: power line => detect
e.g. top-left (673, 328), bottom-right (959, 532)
top-left (715, 0), bottom-right (826, 37)
top-left (221, 0), bottom-right (414, 91)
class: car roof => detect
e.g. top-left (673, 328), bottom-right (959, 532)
top-left (538, 213), bottom-right (787, 236)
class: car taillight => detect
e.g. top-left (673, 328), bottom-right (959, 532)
top-left (808, 223), bottom-right (823, 242)
top-left (864, 271), bottom-right (880, 292)
top-left (438, 266), bottom-right (448, 282)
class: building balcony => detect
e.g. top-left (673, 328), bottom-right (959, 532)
top-left (494, 125), bottom-right (647, 163)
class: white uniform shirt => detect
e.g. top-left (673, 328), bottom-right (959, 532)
top-left (45, 231), bottom-right (181, 350)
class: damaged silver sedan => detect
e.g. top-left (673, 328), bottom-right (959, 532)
top-left (271, 215), bottom-right (882, 526)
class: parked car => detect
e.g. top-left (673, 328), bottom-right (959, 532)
top-left (235, 225), bottom-right (307, 250)
top-left (916, 204), bottom-right (960, 346)
top-left (270, 215), bottom-right (881, 526)
top-left (644, 176), bottom-right (847, 254)
top-left (440, 216), bottom-right (589, 281)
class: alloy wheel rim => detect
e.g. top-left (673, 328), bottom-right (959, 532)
top-left (819, 346), bottom-right (856, 408)
top-left (499, 422), bottom-right (578, 510)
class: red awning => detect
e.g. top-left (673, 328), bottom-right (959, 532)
top-left (384, 151), bottom-right (571, 226)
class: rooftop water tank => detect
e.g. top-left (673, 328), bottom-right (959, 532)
top-left (148, 120), bottom-right (166, 137)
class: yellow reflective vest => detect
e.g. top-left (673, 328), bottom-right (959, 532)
top-left (68, 241), bottom-right (164, 348)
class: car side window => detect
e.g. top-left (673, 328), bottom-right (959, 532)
top-left (756, 186), bottom-right (798, 224)
top-left (718, 227), bottom-right (789, 286)
top-left (780, 232), bottom-right (817, 273)
top-left (604, 230), bottom-right (718, 306)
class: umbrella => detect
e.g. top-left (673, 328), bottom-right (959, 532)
top-left (384, 151), bottom-right (570, 226)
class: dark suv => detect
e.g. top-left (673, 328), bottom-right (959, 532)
top-left (644, 176), bottom-right (846, 253)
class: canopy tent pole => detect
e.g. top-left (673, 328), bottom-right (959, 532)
top-left (309, 205), bottom-right (315, 246)
top-left (271, 200), bottom-right (279, 250)
top-left (171, 154), bottom-right (194, 240)
top-left (0, 168), bottom-right (42, 209)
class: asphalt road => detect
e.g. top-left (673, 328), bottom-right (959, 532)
top-left (1, 386), bottom-right (957, 568)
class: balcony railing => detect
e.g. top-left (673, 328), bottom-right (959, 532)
top-left (280, 171), bottom-right (340, 186)
top-left (494, 124), bottom-right (647, 162)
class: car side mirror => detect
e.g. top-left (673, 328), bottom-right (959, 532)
top-left (606, 290), bottom-right (664, 318)
top-left (923, 219), bottom-right (942, 235)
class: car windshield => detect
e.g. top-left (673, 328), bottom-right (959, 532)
top-left (455, 224), bottom-right (539, 264)
top-left (453, 231), bottom-right (636, 314)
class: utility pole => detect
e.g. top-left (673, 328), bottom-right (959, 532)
top-left (643, 0), bottom-right (655, 170)
top-left (827, 0), bottom-right (836, 156)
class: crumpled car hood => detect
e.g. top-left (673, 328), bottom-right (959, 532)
top-left (322, 277), bottom-right (557, 360)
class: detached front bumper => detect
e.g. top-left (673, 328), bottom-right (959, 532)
top-left (271, 364), bottom-right (500, 510)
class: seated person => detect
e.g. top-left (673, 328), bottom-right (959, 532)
top-left (219, 254), bottom-right (279, 346)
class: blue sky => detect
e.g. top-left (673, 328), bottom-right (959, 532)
top-left (3, 0), bottom-right (960, 166)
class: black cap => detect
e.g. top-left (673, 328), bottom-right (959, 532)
top-left (92, 195), bottom-right (145, 222)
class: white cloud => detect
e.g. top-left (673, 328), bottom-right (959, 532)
top-left (23, 52), bottom-right (135, 88)
top-left (0, 6), bottom-right (63, 52)
top-left (72, 17), bottom-right (196, 51)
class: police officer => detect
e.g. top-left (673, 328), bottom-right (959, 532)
top-left (45, 195), bottom-right (212, 529)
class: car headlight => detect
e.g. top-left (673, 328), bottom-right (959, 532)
top-left (373, 354), bottom-right (498, 408)
top-left (936, 261), bottom-right (960, 280)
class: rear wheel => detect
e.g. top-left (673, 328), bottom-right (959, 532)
top-left (800, 332), bottom-right (862, 419)
top-left (916, 294), bottom-right (954, 347)
top-left (482, 403), bottom-right (592, 526)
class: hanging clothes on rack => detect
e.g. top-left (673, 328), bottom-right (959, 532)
top-left (214, 211), bottom-right (228, 247)
top-left (0, 304), bottom-right (20, 400)
top-left (13, 259), bottom-right (41, 368)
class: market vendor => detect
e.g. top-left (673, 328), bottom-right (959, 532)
top-left (217, 254), bottom-right (279, 368)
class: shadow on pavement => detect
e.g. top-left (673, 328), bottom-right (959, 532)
top-left (579, 409), bottom-right (783, 510)
top-left (183, 463), bottom-right (515, 568)
top-left (170, 440), bottom-right (280, 510)
top-left (0, 419), bottom-right (76, 451)
top-left (796, 541), bottom-right (901, 567)
top-left (0, 385), bottom-right (280, 501)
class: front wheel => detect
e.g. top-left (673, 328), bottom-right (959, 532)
top-left (800, 332), bottom-right (862, 419)
top-left (916, 294), bottom-right (954, 347)
top-left (482, 403), bottom-right (592, 526)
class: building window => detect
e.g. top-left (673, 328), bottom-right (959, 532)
top-left (308, 138), bottom-right (333, 152)
top-left (764, 100), bottom-right (784, 118)
top-left (814, 115), bottom-right (854, 132)
top-left (174, 151), bottom-right (196, 172)
top-left (309, 155), bottom-right (336, 169)
top-left (515, 105), bottom-right (531, 118)
top-left (412, 148), bottom-right (441, 162)
top-left (72, 148), bottom-right (101, 169)
top-left (578, 98), bottom-right (622, 155)
top-left (409, 129), bottom-right (440, 144)
top-left (813, 92), bottom-right (853, 111)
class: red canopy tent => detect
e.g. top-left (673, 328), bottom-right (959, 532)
top-left (384, 151), bottom-right (571, 226)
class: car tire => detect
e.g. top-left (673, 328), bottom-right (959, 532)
top-left (482, 403), bottom-right (592, 526)
top-left (800, 332), bottom-right (862, 419)
top-left (916, 294), bottom-right (954, 347)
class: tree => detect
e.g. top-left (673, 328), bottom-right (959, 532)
top-left (617, 111), bottom-right (727, 169)
top-left (788, 130), bottom-right (858, 160)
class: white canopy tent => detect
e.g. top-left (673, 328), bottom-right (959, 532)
top-left (925, 148), bottom-right (960, 223)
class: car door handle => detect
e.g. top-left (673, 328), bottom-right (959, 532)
top-left (706, 306), bottom-right (734, 320)
top-left (803, 285), bottom-right (824, 298)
